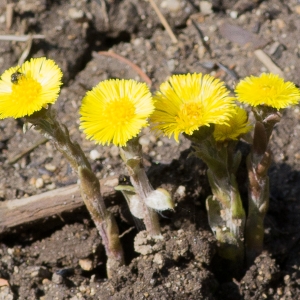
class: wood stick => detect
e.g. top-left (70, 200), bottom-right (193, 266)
top-left (0, 176), bottom-right (119, 234)
top-left (94, 51), bottom-right (152, 87)
top-left (148, 0), bottom-right (178, 43)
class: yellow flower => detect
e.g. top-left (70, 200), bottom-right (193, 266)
top-left (235, 73), bottom-right (300, 109)
top-left (213, 106), bottom-right (252, 142)
top-left (0, 57), bottom-right (63, 119)
top-left (150, 73), bottom-right (235, 141)
top-left (80, 79), bottom-right (154, 147)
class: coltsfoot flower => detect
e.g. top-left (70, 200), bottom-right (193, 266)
top-left (80, 79), bottom-right (154, 147)
top-left (0, 57), bottom-right (63, 119)
top-left (235, 73), bottom-right (300, 109)
top-left (150, 73), bottom-right (235, 141)
top-left (213, 106), bottom-right (252, 142)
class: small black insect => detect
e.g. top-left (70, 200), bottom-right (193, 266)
top-left (11, 71), bottom-right (24, 84)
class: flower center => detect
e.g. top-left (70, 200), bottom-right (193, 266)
top-left (104, 97), bottom-right (136, 127)
top-left (261, 84), bottom-right (276, 97)
top-left (177, 102), bottom-right (202, 127)
top-left (11, 75), bottom-right (42, 105)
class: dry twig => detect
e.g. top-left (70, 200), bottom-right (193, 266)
top-left (254, 49), bottom-right (284, 78)
top-left (0, 35), bottom-right (45, 42)
top-left (148, 0), bottom-right (178, 43)
top-left (8, 137), bottom-right (48, 164)
top-left (94, 51), bottom-right (152, 86)
top-left (0, 176), bottom-right (119, 235)
top-left (6, 3), bottom-right (14, 30)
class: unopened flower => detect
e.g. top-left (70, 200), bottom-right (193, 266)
top-left (150, 73), bottom-right (235, 141)
top-left (235, 73), bottom-right (300, 109)
top-left (80, 79), bottom-right (154, 147)
top-left (0, 57), bottom-right (63, 119)
top-left (213, 106), bottom-right (252, 142)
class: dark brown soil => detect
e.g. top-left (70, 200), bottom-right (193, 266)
top-left (1, 0), bottom-right (300, 299)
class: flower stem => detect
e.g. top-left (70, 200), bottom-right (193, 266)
top-left (120, 137), bottom-right (161, 236)
top-left (245, 120), bottom-right (273, 264)
top-left (193, 136), bottom-right (245, 268)
top-left (26, 108), bottom-right (124, 277)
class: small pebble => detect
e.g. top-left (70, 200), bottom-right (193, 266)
top-left (110, 146), bottom-right (119, 157)
top-left (153, 253), bottom-right (163, 265)
top-left (90, 288), bottom-right (96, 296)
top-left (199, 1), bottom-right (213, 15)
top-left (45, 163), bottom-right (57, 172)
top-left (90, 149), bottom-right (101, 160)
top-left (46, 183), bottom-right (56, 190)
top-left (176, 185), bottom-right (186, 197)
top-left (230, 11), bottom-right (238, 19)
top-left (30, 266), bottom-right (51, 278)
top-left (277, 287), bottom-right (283, 295)
top-left (68, 8), bottom-right (84, 21)
top-left (167, 59), bottom-right (176, 72)
top-left (139, 136), bottom-right (150, 146)
top-left (35, 178), bottom-right (44, 189)
top-left (42, 278), bottom-right (50, 285)
top-left (149, 150), bottom-right (156, 157)
top-left (79, 258), bottom-right (93, 271)
top-left (79, 285), bottom-right (86, 292)
top-left (52, 273), bottom-right (63, 284)
top-left (161, 0), bottom-right (181, 12)
top-left (29, 177), bottom-right (36, 186)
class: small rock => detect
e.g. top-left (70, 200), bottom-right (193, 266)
top-left (109, 146), bottom-right (119, 157)
top-left (175, 185), bottom-right (186, 197)
top-left (68, 8), bottom-right (85, 21)
top-left (46, 183), bottom-right (56, 190)
top-left (90, 149), bottom-right (101, 160)
top-left (161, 0), bottom-right (181, 12)
top-left (79, 258), bottom-right (93, 271)
top-left (90, 287), bottom-right (96, 296)
top-left (153, 253), bottom-right (164, 265)
top-left (230, 11), bottom-right (238, 19)
top-left (199, 1), bottom-right (213, 15)
top-left (157, 140), bottom-right (163, 147)
top-left (30, 266), bottom-right (51, 278)
top-left (35, 178), bottom-right (44, 189)
top-left (167, 59), bottom-right (176, 72)
top-left (52, 273), bottom-right (63, 284)
top-left (45, 163), bottom-right (57, 172)
top-left (294, 152), bottom-right (300, 160)
top-left (42, 278), bottom-right (51, 285)
top-left (79, 285), bottom-right (86, 292)
top-left (29, 177), bottom-right (36, 186)
top-left (139, 136), bottom-right (150, 146)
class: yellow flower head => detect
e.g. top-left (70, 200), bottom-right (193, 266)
top-left (213, 106), bottom-right (252, 142)
top-left (235, 73), bottom-right (300, 109)
top-left (150, 73), bottom-right (235, 141)
top-left (79, 79), bottom-right (154, 147)
top-left (0, 57), bottom-right (63, 119)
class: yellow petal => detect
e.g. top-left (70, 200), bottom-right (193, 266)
top-left (150, 73), bottom-right (236, 141)
top-left (80, 79), bottom-right (154, 146)
top-left (0, 57), bottom-right (62, 119)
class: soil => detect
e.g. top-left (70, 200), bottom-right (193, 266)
top-left (1, 0), bottom-right (300, 299)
